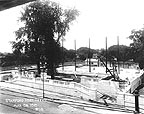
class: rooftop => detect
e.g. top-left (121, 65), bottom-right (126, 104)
top-left (0, 0), bottom-right (35, 11)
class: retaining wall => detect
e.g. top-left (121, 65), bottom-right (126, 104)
top-left (11, 72), bottom-right (144, 112)
top-left (17, 76), bottom-right (101, 101)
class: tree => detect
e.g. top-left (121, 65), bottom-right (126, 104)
top-left (12, 0), bottom-right (79, 78)
top-left (60, 48), bottom-right (75, 62)
top-left (0, 53), bottom-right (16, 67)
top-left (128, 28), bottom-right (144, 69)
top-left (108, 45), bottom-right (130, 62)
top-left (99, 45), bottom-right (131, 67)
top-left (77, 47), bottom-right (98, 60)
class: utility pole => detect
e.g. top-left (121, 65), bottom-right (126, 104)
top-left (106, 37), bottom-right (108, 73)
top-left (89, 38), bottom-right (91, 72)
top-left (74, 40), bottom-right (76, 71)
top-left (62, 38), bottom-right (64, 71)
top-left (117, 36), bottom-right (120, 74)
top-left (43, 67), bottom-right (44, 98)
top-left (134, 90), bottom-right (140, 113)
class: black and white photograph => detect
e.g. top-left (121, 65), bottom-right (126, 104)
top-left (0, 0), bottom-right (144, 114)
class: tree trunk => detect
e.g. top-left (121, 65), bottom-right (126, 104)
top-left (37, 60), bottom-right (41, 76)
top-left (46, 62), bottom-right (55, 79)
top-left (123, 61), bottom-right (124, 68)
top-left (110, 60), bottom-right (111, 67)
top-left (50, 63), bottom-right (55, 79)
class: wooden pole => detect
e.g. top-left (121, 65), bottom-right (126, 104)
top-left (134, 90), bottom-right (140, 113)
top-left (62, 38), bottom-right (64, 71)
top-left (89, 38), bottom-right (91, 72)
top-left (43, 68), bottom-right (44, 98)
top-left (117, 36), bottom-right (120, 74)
top-left (74, 40), bottom-right (76, 71)
top-left (106, 37), bottom-right (108, 73)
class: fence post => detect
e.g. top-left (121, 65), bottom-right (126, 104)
top-left (134, 90), bottom-right (140, 113)
top-left (95, 90), bottom-right (97, 101)
top-left (124, 93), bottom-right (125, 107)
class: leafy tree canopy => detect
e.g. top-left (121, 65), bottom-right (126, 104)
top-left (128, 28), bottom-right (144, 69)
top-left (108, 45), bottom-right (131, 61)
top-left (11, 0), bottom-right (79, 78)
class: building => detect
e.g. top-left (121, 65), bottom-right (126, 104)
top-left (85, 53), bottom-right (102, 66)
top-left (85, 58), bottom-right (99, 66)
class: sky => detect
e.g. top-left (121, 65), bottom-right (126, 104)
top-left (0, 0), bottom-right (144, 53)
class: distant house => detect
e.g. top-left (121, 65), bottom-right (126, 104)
top-left (85, 58), bottom-right (98, 66)
top-left (92, 53), bottom-right (98, 59)
top-left (85, 54), bottom-right (100, 66)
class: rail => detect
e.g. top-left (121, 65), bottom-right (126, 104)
top-left (11, 73), bottom-right (144, 113)
top-left (130, 73), bottom-right (144, 93)
top-left (15, 75), bottom-right (115, 102)
top-left (117, 92), bottom-right (144, 112)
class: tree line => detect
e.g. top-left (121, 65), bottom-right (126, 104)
top-left (0, 44), bottom-right (142, 68)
